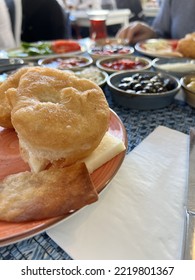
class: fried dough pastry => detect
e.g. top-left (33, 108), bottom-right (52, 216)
top-left (177, 33), bottom-right (195, 58)
top-left (0, 67), bottom-right (30, 128)
top-left (6, 67), bottom-right (110, 172)
top-left (0, 162), bottom-right (98, 222)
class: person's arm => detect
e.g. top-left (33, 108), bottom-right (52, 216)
top-left (116, 21), bottom-right (157, 44)
top-left (152, 0), bottom-right (172, 38)
top-left (116, 0), bottom-right (173, 44)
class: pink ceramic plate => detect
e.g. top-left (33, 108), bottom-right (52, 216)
top-left (0, 109), bottom-right (127, 246)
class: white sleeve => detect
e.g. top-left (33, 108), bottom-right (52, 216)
top-left (13, 0), bottom-right (22, 47)
top-left (0, 0), bottom-right (16, 49)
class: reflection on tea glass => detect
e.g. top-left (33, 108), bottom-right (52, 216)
top-left (87, 10), bottom-right (108, 40)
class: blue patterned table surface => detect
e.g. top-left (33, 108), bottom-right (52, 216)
top-left (1, 85), bottom-right (195, 260)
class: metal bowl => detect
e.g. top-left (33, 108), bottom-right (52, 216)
top-left (107, 70), bottom-right (181, 110)
top-left (180, 73), bottom-right (195, 108)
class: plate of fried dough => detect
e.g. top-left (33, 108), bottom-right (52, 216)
top-left (0, 66), bottom-right (127, 246)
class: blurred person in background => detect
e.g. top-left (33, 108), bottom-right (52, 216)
top-left (116, 0), bottom-right (195, 44)
top-left (21, 0), bottom-right (71, 42)
top-left (101, 0), bottom-right (117, 10)
top-left (0, 0), bottom-right (22, 49)
top-left (104, 0), bottom-right (144, 37)
top-left (115, 0), bottom-right (144, 21)
top-left (1, 0), bottom-right (71, 48)
top-left (65, 0), bottom-right (101, 10)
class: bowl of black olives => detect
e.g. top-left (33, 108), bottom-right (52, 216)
top-left (107, 71), bottom-right (181, 109)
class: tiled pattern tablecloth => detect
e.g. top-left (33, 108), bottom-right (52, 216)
top-left (1, 86), bottom-right (195, 260)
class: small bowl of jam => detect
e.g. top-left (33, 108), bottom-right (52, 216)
top-left (96, 55), bottom-right (152, 74)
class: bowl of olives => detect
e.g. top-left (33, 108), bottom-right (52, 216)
top-left (107, 71), bottom-right (181, 109)
top-left (180, 74), bottom-right (195, 108)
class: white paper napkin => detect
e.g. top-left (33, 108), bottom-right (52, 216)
top-left (47, 126), bottom-right (188, 260)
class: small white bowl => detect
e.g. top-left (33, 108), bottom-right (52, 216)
top-left (38, 55), bottom-right (93, 71)
top-left (152, 57), bottom-right (195, 78)
top-left (96, 55), bottom-right (152, 74)
top-left (88, 38), bottom-right (134, 62)
top-left (74, 66), bottom-right (108, 87)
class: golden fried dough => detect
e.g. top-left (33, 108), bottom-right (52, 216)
top-left (6, 67), bottom-right (110, 172)
top-left (0, 162), bottom-right (98, 222)
top-left (177, 33), bottom-right (195, 58)
top-left (0, 67), bottom-right (30, 128)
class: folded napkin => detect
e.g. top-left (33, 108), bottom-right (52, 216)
top-left (47, 126), bottom-right (188, 260)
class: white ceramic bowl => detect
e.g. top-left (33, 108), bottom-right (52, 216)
top-left (96, 55), bottom-right (152, 74)
top-left (152, 57), bottom-right (195, 78)
top-left (88, 38), bottom-right (134, 62)
top-left (74, 66), bottom-right (109, 87)
top-left (38, 55), bottom-right (93, 71)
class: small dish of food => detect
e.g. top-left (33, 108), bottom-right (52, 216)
top-left (5, 40), bottom-right (85, 61)
top-left (96, 55), bottom-right (152, 74)
top-left (152, 57), bottom-right (195, 78)
top-left (107, 71), bottom-right (180, 109)
top-left (135, 39), bottom-right (181, 58)
top-left (88, 37), bottom-right (134, 61)
top-left (74, 66), bottom-right (108, 87)
top-left (180, 73), bottom-right (195, 108)
top-left (38, 55), bottom-right (93, 71)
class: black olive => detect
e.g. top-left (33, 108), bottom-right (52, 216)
top-left (150, 75), bottom-right (161, 82)
top-left (158, 87), bottom-right (165, 93)
top-left (144, 86), bottom-right (152, 93)
top-left (136, 90), bottom-right (146, 94)
top-left (118, 83), bottom-right (129, 90)
top-left (121, 77), bottom-right (133, 83)
top-left (133, 83), bottom-right (143, 91)
top-left (147, 82), bottom-right (153, 87)
top-left (153, 82), bottom-right (162, 89)
top-left (126, 89), bottom-right (136, 94)
top-left (131, 73), bottom-right (140, 80)
top-left (129, 80), bottom-right (139, 89)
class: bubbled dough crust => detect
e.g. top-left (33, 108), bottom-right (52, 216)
top-left (177, 33), bottom-right (195, 59)
top-left (0, 67), bottom-right (30, 128)
top-left (7, 67), bottom-right (110, 167)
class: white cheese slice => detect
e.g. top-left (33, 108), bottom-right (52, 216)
top-left (83, 131), bottom-right (126, 174)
